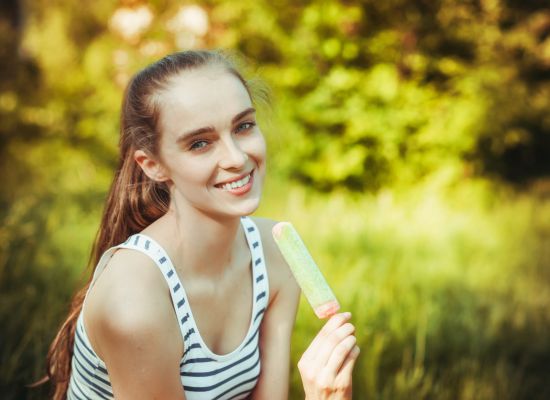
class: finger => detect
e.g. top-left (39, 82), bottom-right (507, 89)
top-left (336, 344), bottom-right (360, 382)
top-left (324, 335), bottom-right (357, 378)
top-left (310, 323), bottom-right (355, 366)
top-left (305, 313), bottom-right (351, 357)
top-left (316, 345), bottom-right (360, 397)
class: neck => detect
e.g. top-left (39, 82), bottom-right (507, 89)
top-left (146, 193), bottom-right (246, 278)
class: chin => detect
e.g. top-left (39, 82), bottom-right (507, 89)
top-left (226, 196), bottom-right (262, 218)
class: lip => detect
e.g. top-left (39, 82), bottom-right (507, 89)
top-left (215, 170), bottom-right (255, 195)
top-left (214, 170), bottom-right (254, 187)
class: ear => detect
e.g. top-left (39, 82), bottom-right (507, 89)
top-left (134, 149), bottom-right (170, 182)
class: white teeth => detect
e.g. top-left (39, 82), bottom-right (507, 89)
top-left (220, 173), bottom-right (251, 191)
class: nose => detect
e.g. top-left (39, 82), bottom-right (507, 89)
top-left (218, 136), bottom-right (248, 170)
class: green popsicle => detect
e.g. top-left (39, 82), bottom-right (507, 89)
top-left (272, 222), bottom-right (340, 319)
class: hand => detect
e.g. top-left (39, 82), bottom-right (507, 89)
top-left (298, 312), bottom-right (360, 400)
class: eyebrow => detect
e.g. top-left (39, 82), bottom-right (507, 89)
top-left (176, 107), bottom-right (256, 144)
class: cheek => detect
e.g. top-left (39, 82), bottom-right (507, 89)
top-left (248, 133), bottom-right (267, 161)
top-left (164, 156), bottom-right (213, 186)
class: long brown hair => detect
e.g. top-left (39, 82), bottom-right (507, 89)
top-left (40, 50), bottom-right (256, 399)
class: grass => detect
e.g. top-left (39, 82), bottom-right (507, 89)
top-left (257, 174), bottom-right (550, 399)
top-left (1, 175), bottom-right (549, 399)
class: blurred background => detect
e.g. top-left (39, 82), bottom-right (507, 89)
top-left (1, 0), bottom-right (549, 399)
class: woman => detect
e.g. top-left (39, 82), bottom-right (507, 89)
top-left (44, 50), bottom-right (359, 400)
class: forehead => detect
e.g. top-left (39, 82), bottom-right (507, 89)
top-left (158, 67), bottom-right (252, 135)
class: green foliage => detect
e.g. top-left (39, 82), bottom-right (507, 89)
top-left (256, 0), bottom-right (550, 190)
top-left (1, 0), bottom-right (549, 399)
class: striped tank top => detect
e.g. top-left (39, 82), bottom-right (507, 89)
top-left (67, 216), bottom-right (269, 400)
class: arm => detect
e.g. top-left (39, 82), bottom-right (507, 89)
top-left (251, 218), bottom-right (360, 400)
top-left (85, 249), bottom-right (186, 400)
top-left (251, 275), bottom-right (300, 400)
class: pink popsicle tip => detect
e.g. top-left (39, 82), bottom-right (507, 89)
top-left (314, 300), bottom-right (341, 319)
top-left (272, 221), bottom-right (290, 239)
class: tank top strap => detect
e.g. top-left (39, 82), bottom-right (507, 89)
top-left (123, 234), bottom-right (191, 332)
top-left (240, 217), bottom-right (269, 317)
top-left (84, 233), bottom-right (190, 341)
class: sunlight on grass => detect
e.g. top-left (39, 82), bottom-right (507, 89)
top-left (257, 174), bottom-right (550, 399)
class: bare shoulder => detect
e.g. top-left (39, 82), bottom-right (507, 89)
top-left (83, 249), bottom-right (185, 397)
top-left (84, 248), bottom-right (182, 359)
top-left (249, 217), bottom-right (300, 301)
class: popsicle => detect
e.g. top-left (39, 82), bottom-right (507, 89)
top-left (272, 222), bottom-right (340, 319)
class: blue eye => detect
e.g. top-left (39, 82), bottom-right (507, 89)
top-left (190, 140), bottom-right (208, 150)
top-left (235, 121), bottom-right (256, 133)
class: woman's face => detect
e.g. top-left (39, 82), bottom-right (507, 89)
top-left (156, 66), bottom-right (266, 218)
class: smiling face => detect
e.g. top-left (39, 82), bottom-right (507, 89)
top-left (154, 66), bottom-right (266, 219)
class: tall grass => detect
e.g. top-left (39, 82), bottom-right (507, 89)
top-left (0, 192), bottom-right (101, 399)
top-left (258, 175), bottom-right (550, 399)
top-left (1, 175), bottom-right (549, 399)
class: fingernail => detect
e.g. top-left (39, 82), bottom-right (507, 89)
top-left (344, 312), bottom-right (352, 318)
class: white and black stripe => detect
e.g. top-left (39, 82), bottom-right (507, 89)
top-left (67, 217), bottom-right (269, 400)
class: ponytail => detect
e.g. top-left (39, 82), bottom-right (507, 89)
top-left (40, 153), bottom-right (168, 399)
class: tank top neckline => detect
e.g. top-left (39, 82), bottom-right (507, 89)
top-left (128, 217), bottom-right (263, 361)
